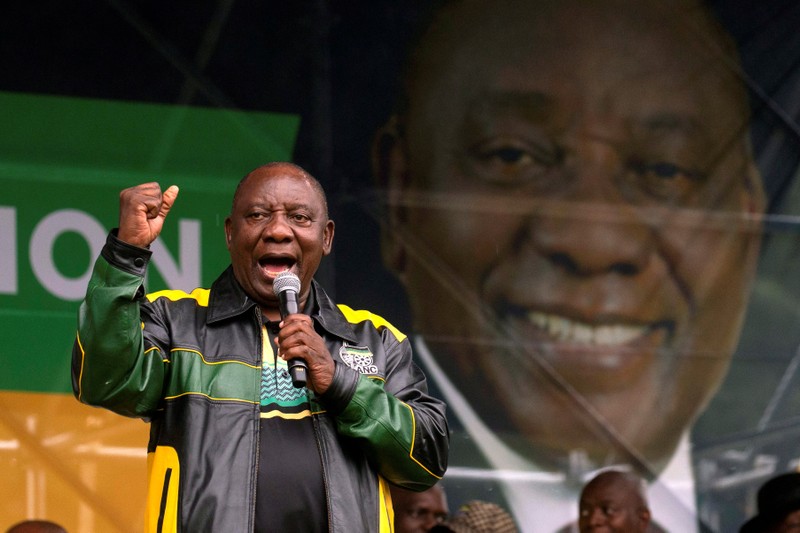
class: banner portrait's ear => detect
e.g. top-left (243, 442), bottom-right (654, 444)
top-left (372, 115), bottom-right (410, 282)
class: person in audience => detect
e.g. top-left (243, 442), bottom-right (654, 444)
top-left (392, 484), bottom-right (450, 533)
top-left (740, 471), bottom-right (800, 533)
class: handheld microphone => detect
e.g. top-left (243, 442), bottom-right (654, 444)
top-left (273, 271), bottom-right (308, 388)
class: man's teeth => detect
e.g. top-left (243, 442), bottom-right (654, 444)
top-left (527, 311), bottom-right (645, 346)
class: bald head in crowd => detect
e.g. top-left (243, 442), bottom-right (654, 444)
top-left (392, 484), bottom-right (449, 533)
top-left (578, 470), bottom-right (651, 532)
top-left (6, 521), bottom-right (68, 533)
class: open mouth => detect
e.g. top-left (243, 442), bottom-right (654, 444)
top-left (527, 311), bottom-right (647, 346)
top-left (258, 256), bottom-right (295, 278)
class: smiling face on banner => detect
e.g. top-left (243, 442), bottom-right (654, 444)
top-left (376, 0), bottom-right (765, 472)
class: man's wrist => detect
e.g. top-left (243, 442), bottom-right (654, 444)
top-left (318, 361), bottom-right (358, 415)
top-left (102, 229), bottom-right (153, 277)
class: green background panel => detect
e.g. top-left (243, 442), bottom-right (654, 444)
top-left (0, 91), bottom-right (300, 393)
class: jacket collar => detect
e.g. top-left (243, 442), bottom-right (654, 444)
top-left (206, 266), bottom-right (256, 324)
top-left (311, 280), bottom-right (359, 344)
top-left (206, 267), bottom-right (359, 345)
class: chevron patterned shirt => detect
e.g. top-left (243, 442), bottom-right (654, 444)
top-left (255, 315), bottom-right (327, 532)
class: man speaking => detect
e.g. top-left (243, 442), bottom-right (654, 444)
top-left (72, 162), bottom-right (449, 531)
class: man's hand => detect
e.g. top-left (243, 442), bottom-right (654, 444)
top-left (276, 314), bottom-right (335, 394)
top-left (118, 182), bottom-right (179, 248)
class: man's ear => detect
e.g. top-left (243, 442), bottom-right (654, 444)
top-left (638, 508), bottom-right (652, 531)
top-left (372, 114), bottom-right (410, 283)
top-left (744, 161), bottom-right (766, 215)
top-left (322, 220), bottom-right (335, 256)
top-left (224, 217), bottom-right (232, 250)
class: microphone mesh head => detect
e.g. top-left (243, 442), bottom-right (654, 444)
top-left (273, 271), bottom-right (301, 295)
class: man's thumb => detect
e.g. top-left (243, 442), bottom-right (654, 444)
top-left (160, 185), bottom-right (180, 218)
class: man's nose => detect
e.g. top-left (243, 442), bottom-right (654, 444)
top-left (262, 213), bottom-right (293, 241)
top-left (529, 201), bottom-right (653, 277)
top-left (420, 514), bottom-right (439, 531)
top-left (588, 507), bottom-right (607, 527)
top-left (528, 139), bottom-right (653, 277)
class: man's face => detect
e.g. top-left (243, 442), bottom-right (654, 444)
top-left (772, 509), bottom-right (800, 533)
top-left (379, 0), bottom-right (764, 469)
top-left (578, 474), bottom-right (650, 533)
top-left (392, 486), bottom-right (449, 533)
top-left (225, 166), bottom-right (333, 312)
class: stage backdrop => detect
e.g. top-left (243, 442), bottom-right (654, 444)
top-left (2, 2), bottom-right (800, 532)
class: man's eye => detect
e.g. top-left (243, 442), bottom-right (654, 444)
top-left (468, 139), bottom-right (563, 187)
top-left (645, 162), bottom-right (681, 178)
top-left (405, 508), bottom-right (447, 522)
top-left (627, 158), bottom-right (705, 203)
top-left (485, 147), bottom-right (531, 164)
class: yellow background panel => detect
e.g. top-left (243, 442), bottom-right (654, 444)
top-left (0, 391), bottom-right (148, 533)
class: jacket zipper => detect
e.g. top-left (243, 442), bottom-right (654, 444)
top-left (312, 415), bottom-right (334, 533)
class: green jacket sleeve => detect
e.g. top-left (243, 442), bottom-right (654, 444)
top-left (320, 330), bottom-right (449, 491)
top-left (71, 231), bottom-right (168, 419)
